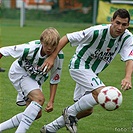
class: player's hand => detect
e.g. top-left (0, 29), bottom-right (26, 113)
top-left (45, 102), bottom-right (54, 113)
top-left (121, 78), bottom-right (132, 91)
top-left (41, 56), bottom-right (55, 73)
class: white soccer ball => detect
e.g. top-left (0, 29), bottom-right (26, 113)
top-left (98, 86), bottom-right (123, 111)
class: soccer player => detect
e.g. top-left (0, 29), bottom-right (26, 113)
top-left (40, 9), bottom-right (133, 133)
top-left (0, 27), bottom-right (64, 133)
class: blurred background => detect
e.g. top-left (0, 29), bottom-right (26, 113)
top-left (0, 0), bottom-right (133, 27)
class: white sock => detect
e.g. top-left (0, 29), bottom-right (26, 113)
top-left (68, 93), bottom-right (97, 116)
top-left (44, 94), bottom-right (97, 132)
top-left (46, 116), bottom-right (65, 132)
top-left (0, 113), bottom-right (23, 132)
top-left (15, 101), bottom-right (42, 133)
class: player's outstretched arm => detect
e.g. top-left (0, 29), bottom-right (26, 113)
top-left (41, 35), bottom-right (69, 72)
top-left (121, 60), bottom-right (133, 91)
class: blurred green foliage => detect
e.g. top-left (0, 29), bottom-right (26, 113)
top-left (0, 7), bottom-right (93, 23)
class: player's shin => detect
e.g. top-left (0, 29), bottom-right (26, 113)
top-left (68, 93), bottom-right (97, 116)
top-left (46, 116), bottom-right (65, 132)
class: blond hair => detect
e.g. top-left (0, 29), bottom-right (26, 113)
top-left (40, 27), bottom-right (60, 46)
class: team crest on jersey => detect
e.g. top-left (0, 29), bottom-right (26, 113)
top-left (106, 48), bottom-right (111, 52)
top-left (53, 74), bottom-right (59, 80)
top-left (129, 50), bottom-right (133, 56)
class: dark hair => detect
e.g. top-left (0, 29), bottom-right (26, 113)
top-left (112, 9), bottom-right (130, 23)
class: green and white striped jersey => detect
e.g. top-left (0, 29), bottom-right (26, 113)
top-left (0, 40), bottom-right (64, 85)
top-left (67, 24), bottom-right (133, 74)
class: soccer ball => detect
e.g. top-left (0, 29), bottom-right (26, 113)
top-left (98, 86), bottom-right (123, 111)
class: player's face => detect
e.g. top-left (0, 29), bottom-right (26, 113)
top-left (41, 43), bottom-right (57, 56)
top-left (110, 16), bottom-right (129, 38)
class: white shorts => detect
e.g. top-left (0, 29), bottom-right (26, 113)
top-left (69, 69), bottom-right (105, 101)
top-left (9, 72), bottom-right (42, 106)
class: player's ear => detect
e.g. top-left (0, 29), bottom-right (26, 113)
top-left (111, 18), bottom-right (113, 24)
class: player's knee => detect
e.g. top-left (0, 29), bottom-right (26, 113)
top-left (33, 92), bottom-right (45, 106)
top-left (92, 86), bottom-right (105, 102)
top-left (30, 95), bottom-right (45, 106)
top-left (37, 95), bottom-right (45, 106)
top-left (28, 90), bottom-right (45, 106)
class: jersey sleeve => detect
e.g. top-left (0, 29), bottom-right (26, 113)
top-left (0, 43), bottom-right (31, 58)
top-left (66, 27), bottom-right (93, 47)
top-left (49, 50), bottom-right (64, 84)
top-left (120, 35), bottom-right (133, 61)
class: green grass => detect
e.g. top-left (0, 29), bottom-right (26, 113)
top-left (0, 19), bottom-right (133, 133)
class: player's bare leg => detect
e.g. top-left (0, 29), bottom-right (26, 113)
top-left (76, 108), bottom-right (93, 119)
top-left (61, 87), bottom-right (105, 133)
top-left (40, 88), bottom-right (103, 133)
top-left (0, 97), bottom-right (43, 132)
top-left (15, 89), bottom-right (44, 133)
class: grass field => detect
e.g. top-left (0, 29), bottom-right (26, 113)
top-left (0, 19), bottom-right (133, 133)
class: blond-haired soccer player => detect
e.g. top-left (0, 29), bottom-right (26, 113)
top-left (40, 9), bottom-right (133, 133)
top-left (0, 27), bottom-right (64, 133)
